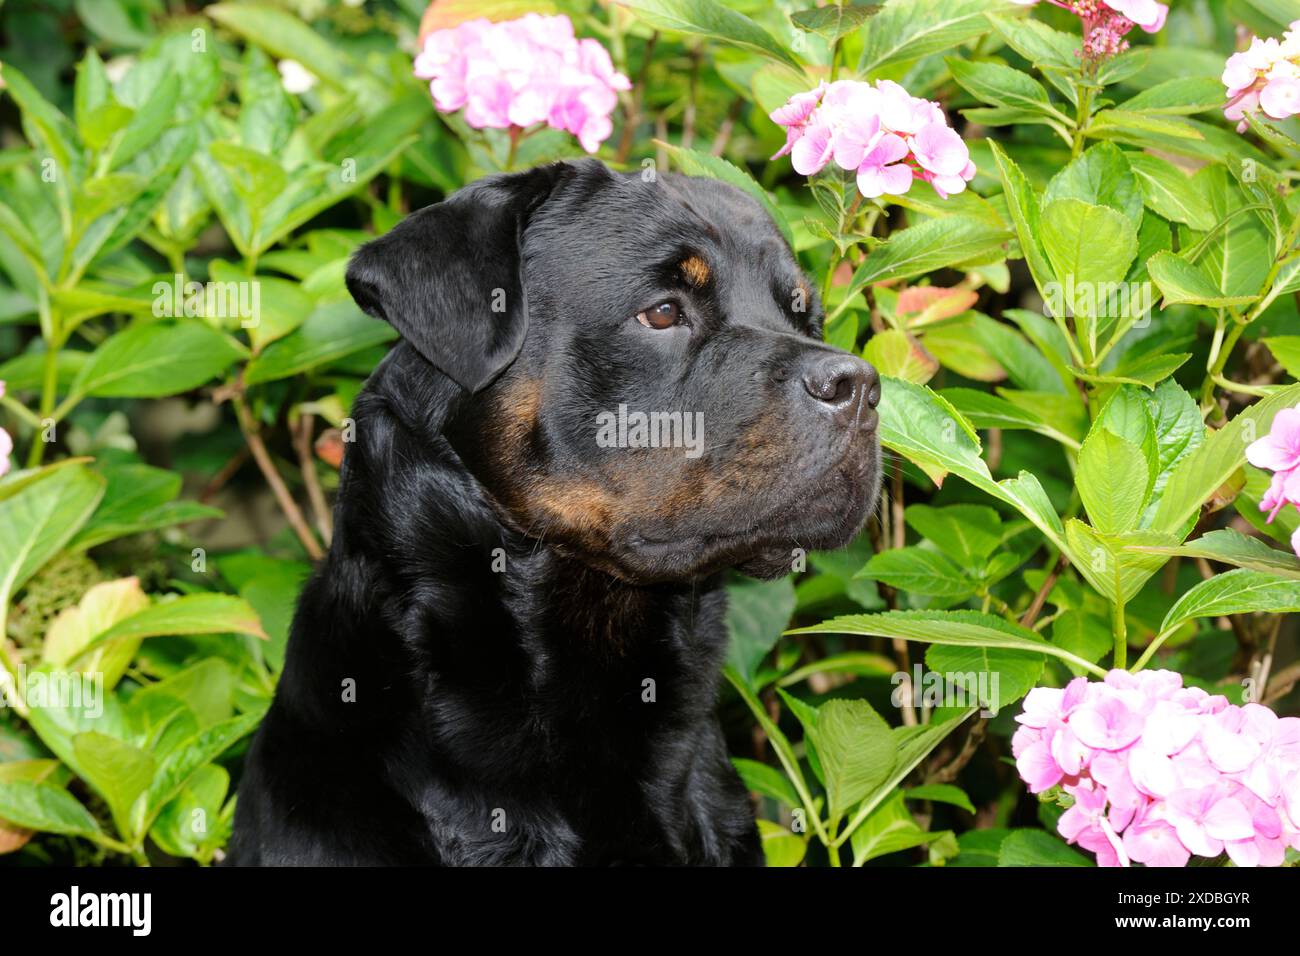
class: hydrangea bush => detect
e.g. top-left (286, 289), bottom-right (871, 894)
top-left (0, 0), bottom-right (1298, 868)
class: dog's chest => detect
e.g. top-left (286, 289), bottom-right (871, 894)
top-left (413, 592), bottom-right (746, 863)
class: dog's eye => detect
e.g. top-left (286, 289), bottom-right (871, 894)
top-left (635, 302), bottom-right (682, 330)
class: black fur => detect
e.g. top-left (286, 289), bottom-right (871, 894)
top-left (227, 160), bottom-right (880, 866)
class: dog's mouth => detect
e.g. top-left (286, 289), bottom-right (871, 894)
top-left (607, 435), bottom-right (881, 582)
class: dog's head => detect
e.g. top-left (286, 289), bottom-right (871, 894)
top-left (347, 159), bottom-right (880, 583)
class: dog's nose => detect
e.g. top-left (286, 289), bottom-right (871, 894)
top-left (800, 353), bottom-right (879, 425)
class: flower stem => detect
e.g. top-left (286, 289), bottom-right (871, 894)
top-left (1112, 593), bottom-right (1128, 670)
top-left (1071, 83), bottom-right (1094, 159)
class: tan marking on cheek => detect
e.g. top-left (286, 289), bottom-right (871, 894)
top-left (533, 481), bottom-right (616, 533)
top-left (657, 413), bottom-right (790, 517)
top-left (486, 377), bottom-right (543, 461)
top-left (680, 255), bottom-right (711, 288)
top-left (508, 379), bottom-right (543, 439)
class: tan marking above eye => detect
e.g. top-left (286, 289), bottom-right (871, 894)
top-left (680, 255), bottom-right (711, 287)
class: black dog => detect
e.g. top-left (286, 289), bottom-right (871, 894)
top-left (227, 159), bottom-right (880, 865)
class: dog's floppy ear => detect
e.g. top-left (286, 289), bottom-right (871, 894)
top-left (345, 163), bottom-right (571, 393)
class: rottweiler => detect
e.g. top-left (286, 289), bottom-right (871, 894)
top-left (227, 159), bottom-right (881, 866)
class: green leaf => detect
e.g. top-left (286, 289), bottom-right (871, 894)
top-left (925, 644), bottom-right (1044, 712)
top-left (777, 652), bottom-right (896, 687)
top-left (70, 461), bottom-right (220, 553)
top-left (149, 763), bottom-right (230, 862)
top-left (132, 659), bottom-right (235, 733)
top-left (108, 76), bottom-right (179, 171)
top-left (1125, 155), bottom-right (1213, 231)
top-left (988, 15), bottom-right (1078, 72)
top-left (725, 668), bottom-right (813, 814)
top-left (1121, 77), bottom-right (1226, 116)
top-left (952, 827), bottom-right (1010, 866)
top-left (988, 141), bottom-right (1055, 298)
top-left (70, 594), bottom-right (268, 663)
top-left (0, 781), bottom-right (102, 839)
top-left (788, 609), bottom-right (1106, 676)
top-left (1088, 109), bottom-right (1205, 142)
top-left (861, 547), bottom-right (976, 598)
top-left (1264, 336), bottom-right (1300, 379)
top-left (998, 829), bottom-right (1093, 866)
top-left (1043, 143), bottom-right (1143, 230)
top-left (849, 790), bottom-right (945, 865)
top-left (1066, 521), bottom-right (1176, 604)
top-left (904, 784), bottom-right (976, 815)
top-left (863, 329), bottom-right (938, 384)
top-left (1077, 428), bottom-right (1150, 535)
top-left (2, 64), bottom-right (80, 181)
top-left (756, 818), bottom-right (808, 867)
top-left (1040, 199), bottom-right (1139, 347)
top-left (75, 0), bottom-right (153, 48)
top-left (238, 46), bottom-right (295, 157)
top-left (1179, 165), bottom-right (1274, 302)
top-left (1160, 569), bottom-right (1300, 636)
top-left (859, 0), bottom-right (1008, 75)
top-left (1051, 610), bottom-right (1113, 676)
top-left (1142, 379), bottom-right (1203, 523)
top-left (725, 575), bottom-right (797, 684)
top-left (813, 699), bottom-right (895, 821)
top-left (904, 503), bottom-right (1003, 566)
top-left (1153, 384), bottom-right (1300, 535)
top-left (72, 731), bottom-right (154, 839)
top-left (42, 576), bottom-right (150, 690)
top-left (141, 710), bottom-right (264, 831)
top-left (75, 53), bottom-right (133, 152)
top-left (941, 388), bottom-right (1081, 448)
top-left (879, 378), bottom-right (1071, 553)
top-left (243, 302), bottom-right (396, 385)
top-left (69, 320), bottom-right (244, 400)
top-left (217, 553), bottom-right (308, 672)
top-left (839, 709), bottom-right (975, 847)
top-left (207, 3), bottom-right (353, 89)
top-left (947, 59), bottom-right (1062, 118)
top-left (790, 4), bottom-right (881, 41)
top-left (1148, 251), bottom-right (1260, 309)
top-left (1132, 528), bottom-right (1300, 580)
top-left (208, 140), bottom-right (287, 217)
top-left (0, 464), bottom-right (106, 609)
top-left (622, 0), bottom-right (800, 68)
top-left (969, 313), bottom-right (1066, 394)
top-left (732, 758), bottom-right (801, 807)
top-left (1072, 352), bottom-right (1192, 390)
top-left (1001, 391), bottom-right (1088, 446)
top-left (847, 216), bottom-right (1010, 292)
top-left (208, 262), bottom-right (314, 351)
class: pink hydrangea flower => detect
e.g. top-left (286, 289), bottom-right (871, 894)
top-left (1245, 401), bottom-right (1300, 557)
top-left (768, 80), bottom-right (974, 200)
top-left (1222, 21), bottom-right (1300, 131)
top-left (0, 381), bottom-right (11, 479)
top-left (1010, 1), bottom-right (1169, 60)
top-left (1013, 670), bottom-right (1300, 866)
top-left (413, 14), bottom-right (630, 154)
